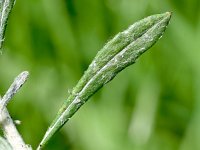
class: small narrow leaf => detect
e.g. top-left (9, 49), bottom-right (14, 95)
top-left (0, 71), bottom-right (29, 112)
top-left (0, 0), bottom-right (15, 48)
top-left (38, 12), bottom-right (172, 149)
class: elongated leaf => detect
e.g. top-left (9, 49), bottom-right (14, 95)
top-left (0, 0), bottom-right (15, 48)
top-left (38, 12), bottom-right (172, 149)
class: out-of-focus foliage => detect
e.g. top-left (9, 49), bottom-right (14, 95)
top-left (0, 0), bottom-right (199, 150)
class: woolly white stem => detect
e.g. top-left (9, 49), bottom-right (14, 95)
top-left (0, 0), bottom-right (15, 48)
top-left (0, 71), bottom-right (32, 150)
top-left (0, 107), bottom-right (30, 150)
top-left (0, 71), bottom-right (29, 112)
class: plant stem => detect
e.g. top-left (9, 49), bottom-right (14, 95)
top-left (0, 71), bottom-right (31, 150)
top-left (0, 71), bottom-right (29, 112)
top-left (0, 107), bottom-right (30, 150)
top-left (0, 0), bottom-right (15, 48)
top-left (0, 1), bottom-right (31, 149)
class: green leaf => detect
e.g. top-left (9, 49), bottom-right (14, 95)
top-left (38, 12), bottom-right (172, 149)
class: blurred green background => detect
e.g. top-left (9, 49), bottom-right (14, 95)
top-left (0, 0), bottom-right (200, 149)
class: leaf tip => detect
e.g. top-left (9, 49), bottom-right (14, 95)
top-left (164, 11), bottom-right (172, 21)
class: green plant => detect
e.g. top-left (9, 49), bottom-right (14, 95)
top-left (0, 0), bottom-right (15, 48)
top-left (0, 0), bottom-right (172, 149)
top-left (38, 11), bottom-right (171, 149)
